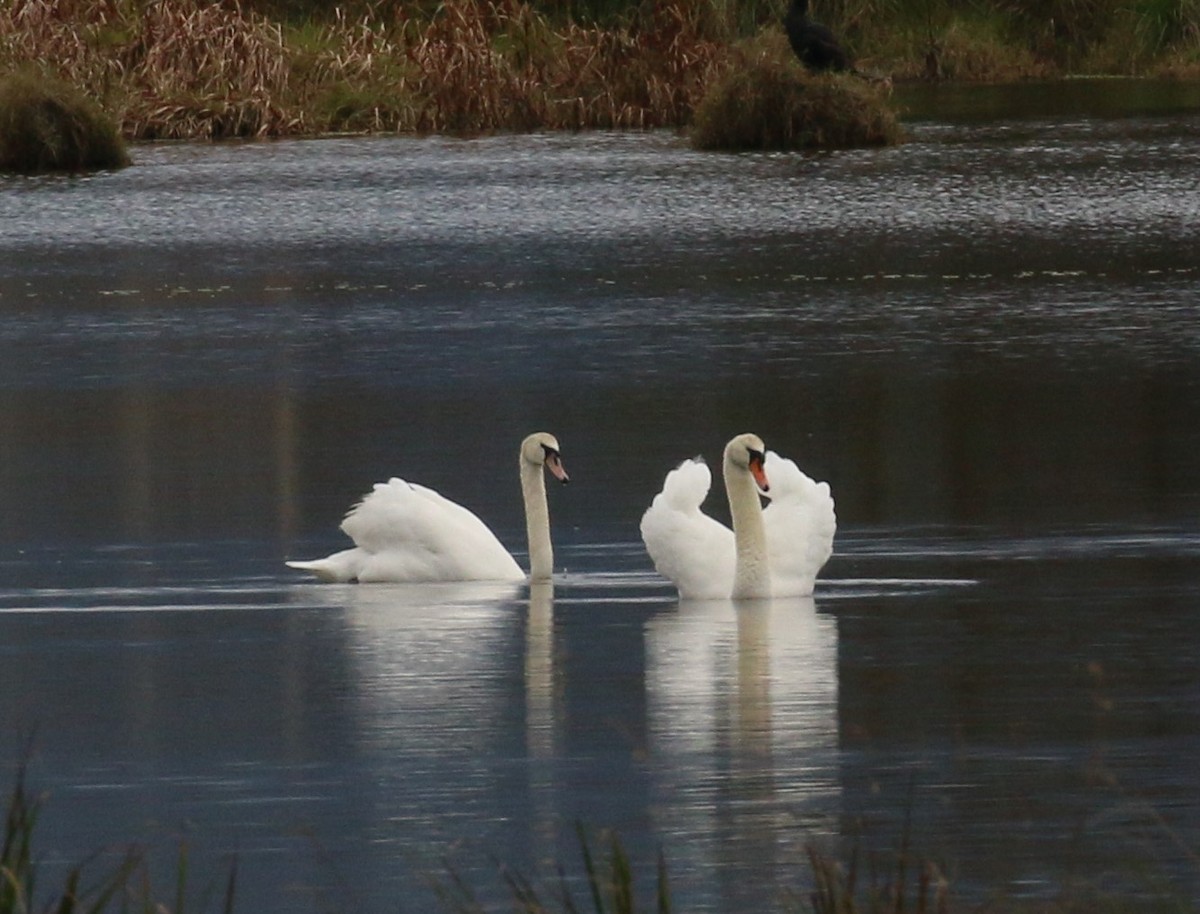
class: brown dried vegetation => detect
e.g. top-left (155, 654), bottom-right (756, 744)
top-left (1, 0), bottom-right (296, 138)
top-left (0, 0), bottom-right (730, 139)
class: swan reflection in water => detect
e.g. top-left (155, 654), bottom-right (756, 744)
top-left (289, 578), bottom-right (838, 909)
top-left (644, 596), bottom-right (840, 906)
top-left (525, 582), bottom-right (563, 859)
top-left (302, 581), bottom-right (523, 756)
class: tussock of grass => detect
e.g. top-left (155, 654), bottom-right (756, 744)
top-left (690, 31), bottom-right (902, 151)
top-left (0, 70), bottom-right (129, 173)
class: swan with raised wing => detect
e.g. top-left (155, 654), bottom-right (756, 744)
top-left (286, 432), bottom-right (568, 584)
top-left (640, 433), bottom-right (835, 600)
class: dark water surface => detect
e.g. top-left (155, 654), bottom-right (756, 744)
top-left (2, 85), bottom-right (1199, 911)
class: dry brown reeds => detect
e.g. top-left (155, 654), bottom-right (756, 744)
top-left (0, 0), bottom-right (896, 141)
top-left (392, 0), bottom-right (726, 132)
top-left (126, 0), bottom-right (296, 137)
top-left (290, 7), bottom-right (419, 132)
top-left (0, 0), bottom-right (297, 138)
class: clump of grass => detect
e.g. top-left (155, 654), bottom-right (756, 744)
top-left (690, 30), bottom-right (902, 151)
top-left (0, 70), bottom-right (129, 173)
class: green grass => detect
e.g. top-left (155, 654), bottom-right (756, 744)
top-left (0, 70), bottom-right (128, 173)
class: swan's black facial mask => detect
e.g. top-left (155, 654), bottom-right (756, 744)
top-left (748, 449), bottom-right (770, 493)
top-left (542, 446), bottom-right (570, 484)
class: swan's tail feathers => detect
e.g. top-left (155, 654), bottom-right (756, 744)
top-left (285, 548), bottom-right (363, 583)
top-left (657, 457), bottom-right (712, 512)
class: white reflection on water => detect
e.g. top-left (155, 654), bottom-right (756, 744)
top-left (302, 581), bottom-right (521, 755)
top-left (525, 583), bottom-right (558, 760)
top-left (524, 582), bottom-right (562, 865)
top-left (645, 597), bottom-right (840, 903)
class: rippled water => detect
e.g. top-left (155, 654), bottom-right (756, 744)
top-left (2, 86), bottom-right (1199, 912)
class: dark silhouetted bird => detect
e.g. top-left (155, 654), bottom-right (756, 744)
top-left (783, 0), bottom-right (851, 73)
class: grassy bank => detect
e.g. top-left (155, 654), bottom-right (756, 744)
top-left (2, 0), bottom-right (1198, 145)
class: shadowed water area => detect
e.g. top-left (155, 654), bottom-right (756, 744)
top-left (1, 82), bottom-right (1199, 911)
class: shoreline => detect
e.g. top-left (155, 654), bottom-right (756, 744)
top-left (3, 0), bottom-right (1199, 144)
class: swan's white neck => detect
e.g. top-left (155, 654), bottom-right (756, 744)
top-left (521, 457), bottom-right (553, 582)
top-left (724, 450), bottom-right (769, 599)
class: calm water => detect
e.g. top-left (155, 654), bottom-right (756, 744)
top-left (2, 82), bottom-right (1199, 912)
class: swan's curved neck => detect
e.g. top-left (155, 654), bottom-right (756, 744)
top-left (724, 453), bottom-right (769, 599)
top-left (521, 458), bottom-right (553, 582)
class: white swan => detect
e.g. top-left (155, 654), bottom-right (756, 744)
top-left (286, 432), bottom-right (568, 584)
top-left (640, 433), bottom-right (836, 600)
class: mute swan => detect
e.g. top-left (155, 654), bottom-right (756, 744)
top-left (640, 433), bottom-right (835, 600)
top-left (286, 432), bottom-right (568, 584)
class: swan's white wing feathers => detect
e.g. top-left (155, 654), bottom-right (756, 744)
top-left (763, 451), bottom-right (837, 597)
top-left (640, 459), bottom-right (736, 599)
top-left (301, 478), bottom-right (524, 583)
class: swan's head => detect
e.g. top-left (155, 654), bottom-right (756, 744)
top-left (724, 433), bottom-right (769, 493)
top-left (522, 432), bottom-right (569, 484)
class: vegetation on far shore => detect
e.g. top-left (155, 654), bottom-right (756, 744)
top-left (2, 0), bottom-right (1199, 154)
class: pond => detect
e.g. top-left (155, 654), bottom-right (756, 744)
top-left (1, 81), bottom-right (1199, 912)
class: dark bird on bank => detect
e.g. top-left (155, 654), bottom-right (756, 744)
top-left (783, 0), bottom-right (851, 73)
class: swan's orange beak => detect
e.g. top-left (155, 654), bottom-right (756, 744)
top-left (749, 452), bottom-right (769, 493)
top-left (545, 451), bottom-right (570, 484)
